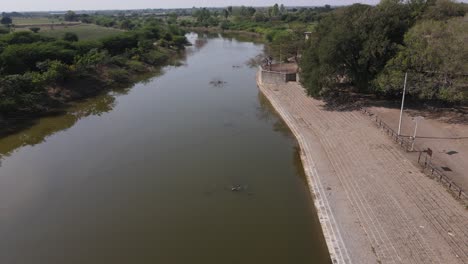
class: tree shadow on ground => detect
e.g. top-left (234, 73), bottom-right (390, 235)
top-left (318, 86), bottom-right (468, 125)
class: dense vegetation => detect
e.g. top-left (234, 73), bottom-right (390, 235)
top-left (175, 5), bottom-right (329, 72)
top-left (1, 0), bottom-right (466, 117)
top-left (0, 17), bottom-right (188, 115)
top-left (179, 5), bottom-right (330, 45)
top-left (300, 0), bottom-right (467, 103)
top-left (177, 1), bottom-right (467, 103)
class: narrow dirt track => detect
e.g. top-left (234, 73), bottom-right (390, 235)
top-left (257, 76), bottom-right (468, 264)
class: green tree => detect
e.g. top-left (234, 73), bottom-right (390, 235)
top-left (253, 12), bottom-right (267, 22)
top-left (120, 19), bottom-right (134, 30)
top-left (375, 17), bottom-right (467, 101)
top-left (101, 33), bottom-right (138, 55)
top-left (270, 28), bottom-right (305, 62)
top-left (194, 8), bottom-right (211, 24)
top-left (220, 20), bottom-right (230, 30)
top-left (63, 32), bottom-right (79, 42)
top-left (0, 17), bottom-right (12, 33)
top-left (64, 11), bottom-right (78, 21)
top-left (167, 13), bottom-right (178, 24)
top-left (422, 0), bottom-right (466, 20)
top-left (272, 4), bottom-right (280, 17)
top-left (29, 27), bottom-right (40, 33)
top-left (0, 26), bottom-right (9, 35)
top-left (0, 73), bottom-right (47, 113)
top-left (223, 9), bottom-right (229, 20)
top-left (300, 2), bottom-right (413, 95)
top-left (0, 31), bottom-right (48, 44)
top-left (74, 49), bottom-right (108, 71)
top-left (280, 4), bottom-right (286, 14)
top-left (1, 16), bottom-right (12, 25)
top-left (0, 41), bottom-right (76, 74)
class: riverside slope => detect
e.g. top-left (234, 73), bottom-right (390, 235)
top-left (256, 73), bottom-right (468, 264)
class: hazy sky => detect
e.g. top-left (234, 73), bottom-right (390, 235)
top-left (3, 0), bottom-right (384, 12)
top-left (3, 0), bottom-right (468, 12)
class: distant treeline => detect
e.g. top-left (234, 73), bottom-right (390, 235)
top-left (0, 16), bottom-right (189, 115)
top-left (177, 1), bottom-right (467, 103)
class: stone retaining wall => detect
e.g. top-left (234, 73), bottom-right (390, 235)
top-left (259, 64), bottom-right (297, 84)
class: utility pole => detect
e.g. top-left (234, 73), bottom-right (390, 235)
top-left (279, 44), bottom-right (282, 70)
top-left (398, 72), bottom-right (408, 136)
top-left (411, 116), bottom-right (424, 151)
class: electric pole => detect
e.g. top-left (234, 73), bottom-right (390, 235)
top-left (398, 72), bottom-right (408, 136)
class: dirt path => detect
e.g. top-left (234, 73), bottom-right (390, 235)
top-left (257, 76), bottom-right (468, 264)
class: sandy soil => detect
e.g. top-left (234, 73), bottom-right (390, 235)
top-left (368, 106), bottom-right (468, 192)
top-left (257, 75), bottom-right (468, 264)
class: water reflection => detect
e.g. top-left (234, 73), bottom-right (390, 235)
top-left (0, 93), bottom-right (115, 163)
top-left (0, 54), bottom-right (188, 166)
top-left (257, 92), bottom-right (293, 139)
top-left (211, 31), bottom-right (263, 44)
top-left (257, 91), bottom-right (309, 186)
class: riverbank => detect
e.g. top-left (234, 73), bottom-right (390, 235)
top-left (256, 73), bottom-right (468, 263)
top-left (0, 50), bottom-right (183, 138)
top-left (183, 27), bottom-right (263, 37)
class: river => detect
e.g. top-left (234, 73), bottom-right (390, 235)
top-left (0, 33), bottom-right (330, 264)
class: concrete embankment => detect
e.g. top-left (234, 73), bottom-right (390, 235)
top-left (256, 72), bottom-right (468, 264)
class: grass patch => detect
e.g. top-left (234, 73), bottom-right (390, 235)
top-left (38, 24), bottom-right (122, 41)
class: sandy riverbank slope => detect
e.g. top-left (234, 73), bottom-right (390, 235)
top-left (257, 75), bottom-right (468, 264)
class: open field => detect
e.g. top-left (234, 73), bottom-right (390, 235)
top-left (12, 17), bottom-right (58, 25)
top-left (16, 24), bottom-right (123, 41)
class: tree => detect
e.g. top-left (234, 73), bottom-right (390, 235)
top-left (270, 27), bottom-right (306, 62)
top-left (194, 8), bottom-right (211, 24)
top-left (220, 20), bottom-right (230, 30)
top-left (101, 33), bottom-right (138, 55)
top-left (0, 31), bottom-right (45, 44)
top-left (29, 27), bottom-right (40, 33)
top-left (63, 32), bottom-right (79, 42)
top-left (300, 2), bottom-right (413, 95)
top-left (120, 19), bottom-right (134, 30)
top-left (64, 11), bottom-right (78, 22)
top-left (375, 17), bottom-right (467, 101)
top-left (0, 41), bottom-right (76, 74)
top-left (167, 13), bottom-right (178, 24)
top-left (1, 16), bottom-right (12, 25)
top-left (0, 26), bottom-right (9, 34)
top-left (223, 9), bottom-right (229, 20)
top-left (422, 0), bottom-right (466, 20)
top-left (272, 4), bottom-right (280, 17)
top-left (280, 4), bottom-right (286, 14)
top-left (0, 73), bottom-right (47, 113)
top-left (253, 12), bottom-right (267, 22)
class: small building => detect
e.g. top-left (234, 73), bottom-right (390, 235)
top-left (259, 63), bottom-right (299, 84)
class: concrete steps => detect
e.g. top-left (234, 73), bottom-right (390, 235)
top-left (257, 77), bottom-right (468, 264)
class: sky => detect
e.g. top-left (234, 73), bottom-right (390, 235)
top-left (2, 0), bottom-right (384, 12)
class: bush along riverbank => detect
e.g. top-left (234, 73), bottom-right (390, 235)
top-left (0, 21), bottom-right (189, 118)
